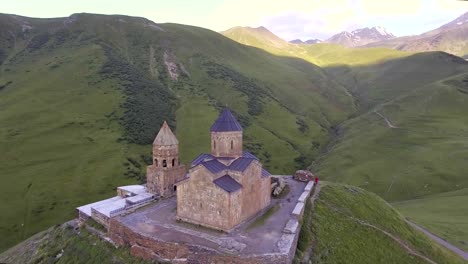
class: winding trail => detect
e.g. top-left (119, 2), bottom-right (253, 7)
top-left (322, 201), bottom-right (438, 264)
top-left (374, 110), bottom-right (398, 128)
top-left (406, 220), bottom-right (468, 261)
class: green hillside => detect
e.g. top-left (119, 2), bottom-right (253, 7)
top-left (0, 13), bottom-right (355, 251)
top-left (296, 183), bottom-right (465, 263)
top-left (224, 25), bottom-right (468, 255)
top-left (394, 188), bottom-right (468, 251)
top-left (0, 222), bottom-right (151, 264)
top-left (221, 26), bottom-right (411, 67)
top-left (315, 72), bottom-right (468, 200)
top-left (2, 12), bottom-right (468, 259)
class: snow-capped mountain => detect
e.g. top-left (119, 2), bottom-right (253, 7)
top-left (366, 11), bottom-right (468, 57)
top-left (440, 11), bottom-right (468, 29)
top-left (326, 26), bottom-right (395, 47)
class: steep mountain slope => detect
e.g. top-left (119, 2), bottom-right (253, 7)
top-left (220, 26), bottom-right (290, 52)
top-left (314, 70), bottom-right (468, 205)
top-left (224, 23), bottom-right (468, 253)
top-left (366, 12), bottom-right (468, 57)
top-left (0, 13), bottom-right (356, 252)
top-left (222, 26), bottom-right (410, 66)
top-left (0, 221), bottom-right (151, 264)
top-left (326, 26), bottom-right (395, 47)
top-left (297, 183), bottom-right (465, 264)
top-left (394, 188), bottom-right (468, 251)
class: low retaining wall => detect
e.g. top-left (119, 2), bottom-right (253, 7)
top-left (108, 218), bottom-right (292, 263)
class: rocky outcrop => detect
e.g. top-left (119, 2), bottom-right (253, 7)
top-left (271, 176), bottom-right (286, 197)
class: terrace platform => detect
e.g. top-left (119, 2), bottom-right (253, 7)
top-left (109, 176), bottom-right (314, 263)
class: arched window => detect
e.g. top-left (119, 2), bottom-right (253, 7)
top-left (173, 185), bottom-right (177, 191)
top-left (155, 159), bottom-right (158, 167)
top-left (231, 140), bottom-right (233, 149)
top-left (163, 160), bottom-right (167, 167)
top-left (172, 159), bottom-right (175, 167)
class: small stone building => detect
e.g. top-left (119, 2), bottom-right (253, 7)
top-left (146, 121), bottom-right (186, 197)
top-left (176, 108), bottom-right (271, 232)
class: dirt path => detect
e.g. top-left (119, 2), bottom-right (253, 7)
top-left (322, 201), bottom-right (438, 264)
top-left (374, 110), bottom-right (398, 128)
top-left (406, 220), bottom-right (468, 261)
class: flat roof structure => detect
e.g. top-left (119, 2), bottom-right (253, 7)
top-left (77, 185), bottom-right (155, 218)
top-left (93, 199), bottom-right (127, 217)
top-left (77, 196), bottom-right (122, 217)
top-left (117, 185), bottom-right (147, 195)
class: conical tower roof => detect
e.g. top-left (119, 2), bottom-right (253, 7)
top-left (210, 108), bottom-right (243, 132)
top-left (153, 121), bottom-right (179, 145)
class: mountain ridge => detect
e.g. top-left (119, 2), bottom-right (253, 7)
top-left (365, 11), bottom-right (468, 56)
top-left (325, 26), bottom-right (395, 47)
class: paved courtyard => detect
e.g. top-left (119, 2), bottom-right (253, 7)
top-left (115, 176), bottom-right (307, 255)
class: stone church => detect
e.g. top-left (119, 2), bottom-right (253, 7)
top-left (146, 108), bottom-right (271, 232)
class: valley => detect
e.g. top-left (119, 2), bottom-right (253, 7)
top-left (223, 21), bottom-right (468, 258)
top-left (0, 11), bottom-right (467, 263)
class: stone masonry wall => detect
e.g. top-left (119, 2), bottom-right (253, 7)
top-left (147, 164), bottom-right (186, 197)
top-left (176, 166), bottom-right (242, 231)
top-left (229, 162), bottom-right (271, 221)
top-left (108, 218), bottom-right (292, 264)
top-left (211, 131), bottom-right (243, 158)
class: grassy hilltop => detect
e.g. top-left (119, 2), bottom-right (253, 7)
top-left (297, 183), bottom-right (465, 264)
top-left (1, 182), bottom-right (465, 264)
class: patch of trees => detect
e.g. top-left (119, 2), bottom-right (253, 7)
top-left (203, 61), bottom-right (264, 116)
top-left (296, 117), bottom-right (309, 133)
top-left (100, 46), bottom-right (176, 145)
top-left (52, 29), bottom-right (71, 46)
top-left (294, 155), bottom-right (308, 170)
top-left (244, 140), bottom-right (263, 157)
top-left (27, 33), bottom-right (50, 50)
top-left (123, 157), bottom-right (145, 183)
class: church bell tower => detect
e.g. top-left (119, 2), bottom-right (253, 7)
top-left (210, 108), bottom-right (243, 158)
top-left (146, 121), bottom-right (186, 197)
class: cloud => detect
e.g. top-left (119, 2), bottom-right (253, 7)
top-left (434, 0), bottom-right (468, 11)
top-left (206, 0), bottom-right (352, 31)
top-left (241, 0), bottom-right (467, 41)
top-left (359, 0), bottom-right (422, 16)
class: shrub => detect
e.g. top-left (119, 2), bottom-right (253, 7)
top-left (27, 33), bottom-right (50, 50)
top-left (203, 61), bottom-right (265, 116)
top-left (100, 46), bottom-right (175, 144)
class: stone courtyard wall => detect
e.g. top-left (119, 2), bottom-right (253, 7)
top-left (108, 218), bottom-right (293, 263)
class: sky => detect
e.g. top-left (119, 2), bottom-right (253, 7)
top-left (1, 0), bottom-right (467, 40)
